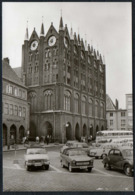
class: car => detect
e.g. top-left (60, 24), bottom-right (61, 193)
top-left (102, 147), bottom-right (134, 176)
top-left (24, 146), bottom-right (50, 171)
top-left (60, 147), bottom-right (94, 172)
top-left (60, 140), bottom-right (79, 153)
top-left (88, 143), bottom-right (119, 159)
top-left (72, 142), bottom-right (90, 154)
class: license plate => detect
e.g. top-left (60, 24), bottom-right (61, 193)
top-left (80, 166), bottom-right (87, 169)
top-left (35, 163), bottom-right (42, 166)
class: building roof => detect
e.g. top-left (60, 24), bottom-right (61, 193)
top-left (2, 58), bottom-right (25, 88)
top-left (106, 94), bottom-right (116, 110)
top-left (13, 67), bottom-right (22, 79)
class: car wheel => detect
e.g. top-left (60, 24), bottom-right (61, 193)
top-left (61, 161), bottom-right (65, 168)
top-left (68, 164), bottom-right (73, 172)
top-left (124, 164), bottom-right (132, 176)
top-left (101, 154), bottom-right (107, 159)
top-left (95, 156), bottom-right (99, 159)
top-left (42, 165), bottom-right (46, 170)
top-left (45, 165), bottom-right (49, 170)
top-left (27, 166), bottom-right (31, 171)
top-left (88, 167), bottom-right (92, 172)
top-left (104, 163), bottom-right (111, 170)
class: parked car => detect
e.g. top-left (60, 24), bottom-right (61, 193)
top-left (24, 146), bottom-right (50, 171)
top-left (60, 140), bottom-right (79, 153)
top-left (89, 143), bottom-right (119, 159)
top-left (60, 147), bottom-right (94, 172)
top-left (102, 147), bottom-right (134, 176)
top-left (72, 142), bottom-right (90, 154)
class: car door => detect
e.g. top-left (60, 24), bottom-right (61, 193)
top-left (111, 149), bottom-right (123, 169)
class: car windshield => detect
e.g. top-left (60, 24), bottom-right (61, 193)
top-left (122, 149), bottom-right (133, 157)
top-left (69, 150), bottom-right (86, 156)
top-left (27, 148), bottom-right (47, 155)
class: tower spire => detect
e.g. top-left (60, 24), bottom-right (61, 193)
top-left (85, 34), bottom-right (88, 51)
top-left (70, 27), bottom-right (74, 40)
top-left (40, 16), bottom-right (45, 37)
top-left (59, 10), bottom-right (64, 30)
top-left (24, 21), bottom-right (29, 41)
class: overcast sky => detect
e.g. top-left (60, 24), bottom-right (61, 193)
top-left (2, 2), bottom-right (132, 109)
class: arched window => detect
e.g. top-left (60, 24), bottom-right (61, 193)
top-left (100, 102), bottom-right (104, 118)
top-left (74, 93), bottom-right (79, 113)
top-left (64, 90), bottom-right (71, 111)
top-left (82, 96), bottom-right (86, 114)
top-left (28, 91), bottom-right (37, 113)
top-left (95, 100), bottom-right (98, 117)
top-left (44, 90), bottom-right (53, 110)
top-left (89, 98), bottom-right (93, 116)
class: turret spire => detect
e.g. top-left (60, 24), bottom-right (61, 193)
top-left (97, 50), bottom-right (100, 60)
top-left (59, 11), bottom-right (64, 31)
top-left (70, 27), bottom-right (74, 40)
top-left (85, 34), bottom-right (88, 51)
top-left (40, 17), bottom-right (45, 37)
top-left (24, 21), bottom-right (29, 41)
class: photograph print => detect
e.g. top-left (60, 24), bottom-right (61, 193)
top-left (2, 2), bottom-right (133, 192)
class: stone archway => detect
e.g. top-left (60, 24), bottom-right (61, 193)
top-left (83, 124), bottom-right (87, 136)
top-left (96, 125), bottom-right (99, 132)
top-left (75, 123), bottom-right (80, 141)
top-left (45, 122), bottom-right (53, 136)
top-left (3, 124), bottom-right (7, 145)
top-left (10, 124), bottom-right (17, 143)
top-left (66, 122), bottom-right (72, 140)
top-left (101, 125), bottom-right (104, 131)
top-left (19, 126), bottom-right (25, 143)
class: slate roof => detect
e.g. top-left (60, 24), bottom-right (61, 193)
top-left (13, 67), bottom-right (22, 79)
top-left (106, 94), bottom-right (116, 110)
top-left (2, 60), bottom-right (25, 88)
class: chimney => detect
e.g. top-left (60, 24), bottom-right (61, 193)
top-left (3, 58), bottom-right (10, 64)
top-left (115, 99), bottom-right (119, 110)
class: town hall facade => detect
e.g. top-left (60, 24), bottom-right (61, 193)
top-left (21, 16), bottom-right (106, 143)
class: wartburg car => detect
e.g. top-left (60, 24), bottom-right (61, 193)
top-left (60, 148), bottom-right (94, 172)
top-left (102, 147), bottom-right (134, 176)
top-left (24, 146), bottom-right (50, 171)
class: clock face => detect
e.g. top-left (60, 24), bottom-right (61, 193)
top-left (30, 40), bottom-right (38, 51)
top-left (64, 37), bottom-right (69, 48)
top-left (48, 36), bottom-right (56, 46)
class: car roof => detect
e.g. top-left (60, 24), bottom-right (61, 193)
top-left (27, 145), bottom-right (46, 149)
top-left (63, 147), bottom-right (85, 152)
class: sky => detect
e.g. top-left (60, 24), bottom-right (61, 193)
top-left (2, 2), bottom-right (132, 109)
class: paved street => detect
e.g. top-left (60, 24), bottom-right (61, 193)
top-left (3, 146), bottom-right (134, 192)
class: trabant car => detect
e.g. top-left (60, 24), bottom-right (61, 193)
top-left (60, 140), bottom-right (79, 153)
top-left (24, 146), bottom-right (50, 171)
top-left (60, 148), bottom-right (94, 172)
top-left (102, 147), bottom-right (134, 177)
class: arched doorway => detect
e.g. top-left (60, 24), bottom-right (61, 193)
top-left (83, 124), bottom-right (87, 136)
top-left (19, 126), bottom-right (25, 143)
top-left (30, 121), bottom-right (36, 138)
top-left (45, 122), bottom-right (53, 136)
top-left (75, 123), bottom-right (80, 141)
top-left (66, 122), bottom-right (72, 140)
top-left (3, 124), bottom-right (7, 145)
top-left (101, 125), bottom-right (104, 131)
top-left (96, 125), bottom-right (99, 132)
top-left (10, 125), bottom-right (17, 144)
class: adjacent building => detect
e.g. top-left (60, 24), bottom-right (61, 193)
top-left (18, 16), bottom-right (106, 142)
top-left (2, 58), bottom-right (30, 146)
top-left (126, 94), bottom-right (133, 130)
top-left (106, 94), bottom-right (132, 131)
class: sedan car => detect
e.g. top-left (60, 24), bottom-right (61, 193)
top-left (72, 142), bottom-right (90, 154)
top-left (89, 143), bottom-right (119, 159)
top-left (60, 140), bottom-right (79, 153)
top-left (60, 148), bottom-right (94, 172)
top-left (24, 146), bottom-right (50, 171)
top-left (102, 147), bottom-right (134, 176)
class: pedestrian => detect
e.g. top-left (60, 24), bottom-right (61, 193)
top-left (36, 136), bottom-right (39, 144)
top-left (46, 135), bottom-right (49, 145)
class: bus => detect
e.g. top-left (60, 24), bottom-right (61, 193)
top-left (96, 130), bottom-right (133, 143)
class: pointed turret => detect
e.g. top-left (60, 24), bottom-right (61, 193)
top-left (24, 27), bottom-right (29, 41)
top-left (78, 34), bottom-right (81, 45)
top-left (103, 55), bottom-right (105, 64)
top-left (91, 45), bottom-right (94, 56)
top-left (97, 50), bottom-right (100, 60)
top-left (74, 32), bottom-right (77, 44)
top-left (40, 23), bottom-right (45, 37)
top-left (85, 40), bottom-right (88, 51)
top-left (70, 27), bottom-right (74, 40)
top-left (100, 54), bottom-right (103, 63)
top-left (59, 16), bottom-right (64, 31)
top-left (94, 49), bottom-right (97, 59)
top-left (88, 44), bottom-right (90, 52)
